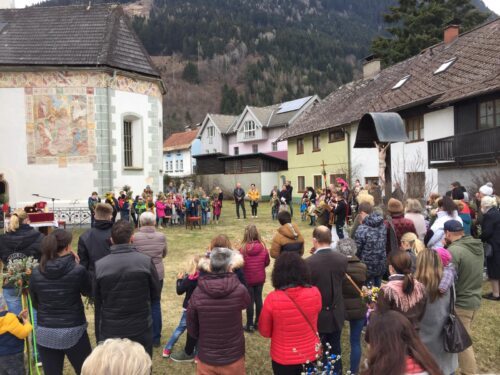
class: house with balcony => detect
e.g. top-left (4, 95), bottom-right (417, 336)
top-left (280, 19), bottom-right (500, 199)
top-left (163, 129), bottom-right (201, 177)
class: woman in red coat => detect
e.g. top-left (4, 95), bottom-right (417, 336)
top-left (259, 252), bottom-right (322, 375)
top-left (239, 224), bottom-right (270, 332)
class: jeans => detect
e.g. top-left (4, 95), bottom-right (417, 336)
top-left (336, 221), bottom-right (345, 239)
top-left (38, 331), bottom-right (92, 375)
top-left (348, 318), bottom-right (365, 374)
top-left (246, 284), bottom-right (263, 327)
top-left (90, 213), bottom-right (95, 228)
top-left (365, 275), bottom-right (382, 288)
top-left (272, 206), bottom-right (278, 220)
top-left (0, 352), bottom-right (25, 375)
top-left (236, 201), bottom-right (246, 219)
top-left (320, 330), bottom-right (342, 374)
top-left (455, 308), bottom-right (477, 375)
top-left (272, 360), bottom-right (314, 375)
top-left (201, 211), bottom-right (208, 225)
top-left (164, 310), bottom-right (187, 351)
top-left (251, 202), bottom-right (258, 217)
top-left (152, 280), bottom-right (163, 344)
top-left (120, 210), bottom-right (129, 221)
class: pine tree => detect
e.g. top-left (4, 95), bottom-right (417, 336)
top-left (182, 62), bottom-right (200, 84)
top-left (372, 0), bottom-right (489, 66)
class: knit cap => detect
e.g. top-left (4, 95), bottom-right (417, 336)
top-left (479, 182), bottom-right (494, 196)
top-left (435, 247), bottom-right (452, 267)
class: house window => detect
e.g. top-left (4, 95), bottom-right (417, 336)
top-left (328, 129), bottom-right (345, 143)
top-left (170, 161), bottom-right (173, 171)
top-left (165, 161), bottom-right (169, 171)
top-left (296, 138), bottom-right (304, 154)
top-left (365, 177), bottom-right (379, 186)
top-left (405, 116), bottom-right (424, 142)
top-left (312, 134), bottom-right (321, 152)
top-left (207, 126), bottom-right (215, 144)
top-left (243, 120), bottom-right (256, 139)
top-left (406, 172), bottom-right (425, 199)
top-left (272, 143), bottom-right (278, 151)
top-left (166, 152), bottom-right (171, 157)
top-left (252, 144), bottom-right (258, 153)
top-left (479, 99), bottom-right (500, 129)
top-left (175, 160), bottom-right (179, 171)
top-left (330, 174), bottom-right (347, 186)
top-left (179, 159), bottom-right (184, 172)
top-left (234, 146), bottom-right (239, 155)
top-left (298, 176), bottom-right (305, 193)
top-left (313, 175), bottom-right (323, 190)
top-left (123, 120), bottom-right (133, 167)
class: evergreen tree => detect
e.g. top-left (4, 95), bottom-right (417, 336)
top-left (182, 62), bottom-right (200, 84)
top-left (220, 84), bottom-right (244, 114)
top-left (372, 0), bottom-right (489, 66)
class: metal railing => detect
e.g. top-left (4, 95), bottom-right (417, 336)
top-left (53, 207), bottom-right (91, 227)
top-left (428, 127), bottom-right (500, 165)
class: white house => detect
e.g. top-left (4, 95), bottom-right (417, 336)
top-left (195, 114), bottom-right (238, 155)
top-left (0, 4), bottom-right (165, 208)
top-left (163, 130), bottom-right (201, 177)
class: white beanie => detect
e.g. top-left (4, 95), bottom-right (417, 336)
top-left (479, 182), bottom-right (494, 196)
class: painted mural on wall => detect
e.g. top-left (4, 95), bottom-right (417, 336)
top-left (25, 87), bottom-right (96, 166)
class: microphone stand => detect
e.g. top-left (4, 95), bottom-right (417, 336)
top-left (32, 194), bottom-right (60, 213)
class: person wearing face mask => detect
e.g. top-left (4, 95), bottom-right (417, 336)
top-left (444, 220), bottom-right (483, 375)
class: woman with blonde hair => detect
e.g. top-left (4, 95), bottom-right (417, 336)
top-left (405, 199), bottom-right (427, 240)
top-left (0, 208), bottom-right (44, 314)
top-left (415, 249), bottom-right (458, 375)
top-left (82, 338), bottom-right (151, 375)
top-left (239, 225), bottom-right (270, 332)
top-left (400, 232), bottom-right (425, 273)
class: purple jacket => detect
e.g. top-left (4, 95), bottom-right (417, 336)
top-left (133, 226), bottom-right (167, 280)
top-left (240, 241), bottom-right (270, 287)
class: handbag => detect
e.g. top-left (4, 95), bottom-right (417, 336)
top-left (443, 285), bottom-right (472, 353)
top-left (283, 290), bottom-right (323, 355)
top-left (484, 242), bottom-right (493, 258)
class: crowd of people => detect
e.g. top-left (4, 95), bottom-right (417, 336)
top-left (0, 179), bottom-right (498, 375)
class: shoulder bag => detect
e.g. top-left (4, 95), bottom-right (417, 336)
top-left (443, 285), bottom-right (472, 353)
top-left (283, 290), bottom-right (323, 356)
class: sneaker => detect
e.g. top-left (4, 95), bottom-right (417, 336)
top-left (153, 341), bottom-right (161, 348)
top-left (162, 348), bottom-right (171, 358)
top-left (170, 351), bottom-right (195, 362)
top-left (482, 293), bottom-right (500, 301)
top-left (244, 325), bottom-right (255, 333)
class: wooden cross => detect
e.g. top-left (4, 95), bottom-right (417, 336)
top-left (321, 160), bottom-right (327, 189)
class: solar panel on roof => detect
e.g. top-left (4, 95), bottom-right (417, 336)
top-left (277, 96), bottom-right (312, 114)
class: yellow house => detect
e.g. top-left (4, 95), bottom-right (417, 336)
top-left (284, 129), bottom-right (349, 200)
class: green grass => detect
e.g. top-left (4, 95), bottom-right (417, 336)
top-left (61, 204), bottom-right (499, 374)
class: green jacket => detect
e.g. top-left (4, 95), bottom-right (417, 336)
top-left (448, 236), bottom-right (484, 310)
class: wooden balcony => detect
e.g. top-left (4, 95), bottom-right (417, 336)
top-left (428, 127), bottom-right (500, 167)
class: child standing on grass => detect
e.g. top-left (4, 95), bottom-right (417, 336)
top-left (270, 191), bottom-right (279, 220)
top-left (307, 199), bottom-right (317, 226)
top-left (163, 255), bottom-right (201, 361)
top-left (300, 198), bottom-right (308, 221)
top-left (212, 194), bottom-right (222, 224)
top-left (0, 294), bottom-right (32, 375)
top-left (239, 225), bottom-right (270, 332)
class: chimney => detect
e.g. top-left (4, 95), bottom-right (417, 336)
top-left (363, 55), bottom-right (381, 80)
top-left (444, 24), bottom-right (460, 44)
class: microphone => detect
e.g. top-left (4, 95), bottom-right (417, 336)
top-left (32, 193), bottom-right (40, 196)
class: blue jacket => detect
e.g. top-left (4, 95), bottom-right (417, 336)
top-left (355, 213), bottom-right (387, 278)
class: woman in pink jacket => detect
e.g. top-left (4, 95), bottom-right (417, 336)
top-left (239, 224), bottom-right (270, 332)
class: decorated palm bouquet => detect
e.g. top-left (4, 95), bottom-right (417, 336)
top-left (2, 256), bottom-right (39, 295)
top-left (295, 343), bottom-right (346, 375)
top-left (361, 285), bottom-right (380, 306)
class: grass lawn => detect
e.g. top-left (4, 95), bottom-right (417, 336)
top-left (61, 203), bottom-right (499, 374)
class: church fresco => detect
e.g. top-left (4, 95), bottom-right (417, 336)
top-left (25, 87), bottom-right (96, 166)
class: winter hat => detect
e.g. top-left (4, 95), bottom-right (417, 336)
top-left (0, 294), bottom-right (7, 312)
top-left (444, 220), bottom-right (463, 233)
top-left (336, 238), bottom-right (357, 257)
top-left (479, 182), bottom-right (494, 196)
top-left (387, 198), bottom-right (404, 215)
top-left (435, 247), bottom-right (452, 267)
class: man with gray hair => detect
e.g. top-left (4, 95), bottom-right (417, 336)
top-left (187, 248), bottom-right (250, 373)
top-left (134, 212), bottom-right (167, 347)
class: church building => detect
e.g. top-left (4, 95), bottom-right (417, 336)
top-left (0, 4), bottom-right (165, 208)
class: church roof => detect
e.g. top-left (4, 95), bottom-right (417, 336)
top-left (0, 4), bottom-right (160, 78)
top-left (280, 18), bottom-right (500, 140)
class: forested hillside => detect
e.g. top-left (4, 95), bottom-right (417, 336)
top-left (38, 0), bottom-right (493, 136)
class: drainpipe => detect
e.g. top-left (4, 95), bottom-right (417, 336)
top-left (106, 70), bottom-right (117, 192)
top-left (344, 127), bottom-right (352, 184)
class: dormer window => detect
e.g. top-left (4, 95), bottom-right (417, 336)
top-left (434, 57), bottom-right (457, 74)
top-left (243, 120), bottom-right (256, 139)
top-left (392, 75), bottom-right (410, 90)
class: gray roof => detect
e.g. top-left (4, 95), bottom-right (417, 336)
top-left (208, 114), bottom-right (238, 133)
top-left (0, 4), bottom-right (160, 78)
top-left (280, 18), bottom-right (500, 140)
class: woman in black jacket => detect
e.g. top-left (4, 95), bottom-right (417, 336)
top-left (29, 229), bottom-right (92, 375)
top-left (0, 209), bottom-right (44, 314)
top-left (480, 196), bottom-right (500, 300)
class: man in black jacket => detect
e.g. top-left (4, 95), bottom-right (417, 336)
top-left (94, 220), bottom-right (161, 356)
top-left (77, 202), bottom-right (113, 341)
top-left (306, 226), bottom-right (347, 374)
top-left (233, 183), bottom-right (246, 219)
top-left (334, 192), bottom-right (347, 240)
